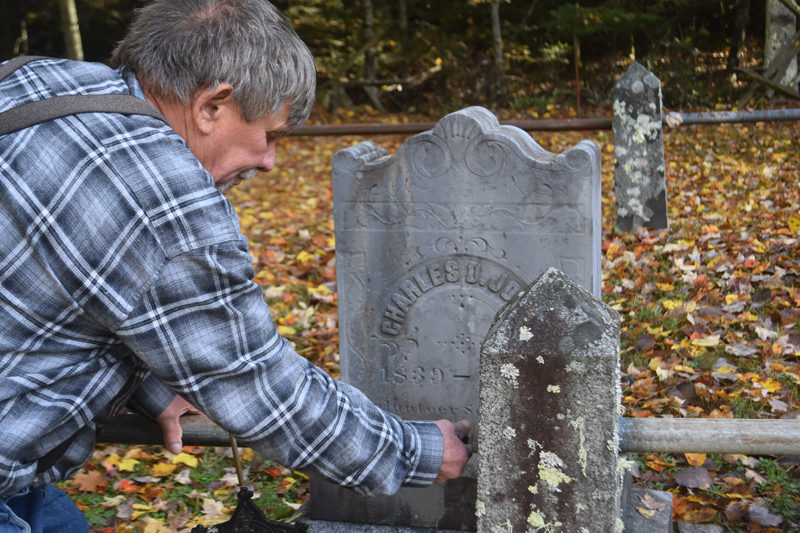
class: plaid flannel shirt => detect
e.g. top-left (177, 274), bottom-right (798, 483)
top-left (0, 57), bottom-right (442, 496)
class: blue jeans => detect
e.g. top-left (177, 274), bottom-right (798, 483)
top-left (0, 485), bottom-right (88, 533)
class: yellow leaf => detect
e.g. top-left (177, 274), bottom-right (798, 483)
top-left (637, 506), bottom-right (656, 519)
top-left (725, 294), bottom-right (739, 305)
top-left (656, 282), bottom-right (674, 291)
top-left (295, 251), bottom-right (315, 264)
top-left (141, 517), bottom-right (172, 533)
top-left (662, 299), bottom-right (683, 310)
top-left (149, 462), bottom-right (177, 477)
top-left (102, 453), bottom-right (120, 469)
top-left (131, 503), bottom-right (153, 520)
top-left (788, 212), bottom-right (800, 234)
top-left (691, 336), bottom-right (720, 347)
top-left (171, 452), bottom-right (199, 468)
top-left (646, 326), bottom-right (669, 338)
top-left (308, 284), bottom-right (331, 297)
top-left (685, 453), bottom-right (707, 467)
top-left (761, 378), bottom-right (783, 393)
top-left (277, 325), bottom-right (295, 336)
top-left (117, 458), bottom-right (139, 472)
top-left (740, 311), bottom-right (759, 322)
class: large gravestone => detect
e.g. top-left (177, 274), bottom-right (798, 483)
top-left (310, 106), bottom-right (601, 530)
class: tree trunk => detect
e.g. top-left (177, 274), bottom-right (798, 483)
top-left (765, 0), bottom-right (797, 88)
top-left (491, 0), bottom-right (504, 102)
top-left (399, 0), bottom-right (409, 82)
top-left (362, 0), bottom-right (384, 111)
top-left (727, 0), bottom-right (750, 72)
top-left (58, 0), bottom-right (84, 60)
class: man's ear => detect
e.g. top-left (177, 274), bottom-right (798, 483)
top-left (192, 83), bottom-right (236, 135)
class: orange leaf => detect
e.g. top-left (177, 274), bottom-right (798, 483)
top-left (116, 479), bottom-right (140, 494)
top-left (685, 453), bottom-right (707, 467)
top-left (73, 470), bottom-right (108, 493)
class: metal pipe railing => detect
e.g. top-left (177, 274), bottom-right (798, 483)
top-left (98, 413), bottom-right (800, 456)
top-left (289, 108), bottom-right (800, 136)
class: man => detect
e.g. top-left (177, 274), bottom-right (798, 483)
top-left (0, 0), bottom-right (471, 530)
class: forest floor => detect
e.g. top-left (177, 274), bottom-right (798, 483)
top-left (63, 108), bottom-right (800, 532)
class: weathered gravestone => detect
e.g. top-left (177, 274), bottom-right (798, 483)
top-left (309, 106), bottom-right (602, 530)
top-left (613, 62), bottom-right (669, 233)
top-left (477, 268), bottom-right (623, 533)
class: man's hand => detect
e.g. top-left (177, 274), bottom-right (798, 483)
top-left (433, 419), bottom-right (472, 482)
top-left (155, 395), bottom-right (202, 454)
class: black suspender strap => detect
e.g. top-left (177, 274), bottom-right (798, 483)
top-left (0, 56), bottom-right (166, 136)
top-left (0, 55), bottom-right (49, 82)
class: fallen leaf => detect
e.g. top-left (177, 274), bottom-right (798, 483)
top-left (72, 469), bottom-right (108, 492)
top-left (674, 467), bottom-right (713, 489)
top-left (685, 453), bottom-right (707, 468)
top-left (745, 468), bottom-right (768, 485)
top-left (691, 335), bottom-right (720, 347)
top-left (116, 479), bottom-right (140, 494)
top-left (141, 516), bottom-right (172, 533)
top-left (117, 457), bottom-right (139, 472)
top-left (174, 468), bottom-right (193, 485)
top-left (637, 506), bottom-right (657, 519)
top-left (640, 492), bottom-right (668, 512)
top-left (748, 505), bottom-right (783, 527)
top-left (149, 462), bottom-right (177, 477)
top-left (171, 452), bottom-right (199, 468)
top-left (724, 344), bottom-right (758, 357)
top-left (201, 498), bottom-right (226, 520)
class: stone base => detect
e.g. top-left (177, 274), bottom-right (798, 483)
top-left (622, 487), bottom-right (673, 533)
top-left (302, 485), bottom-right (672, 533)
top-left (302, 520), bottom-right (464, 533)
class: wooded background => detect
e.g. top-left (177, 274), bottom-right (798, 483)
top-left (1, 0), bottom-right (797, 114)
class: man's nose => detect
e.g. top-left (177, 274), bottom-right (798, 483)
top-left (257, 143), bottom-right (277, 172)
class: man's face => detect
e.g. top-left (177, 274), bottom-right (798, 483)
top-left (191, 101), bottom-right (290, 195)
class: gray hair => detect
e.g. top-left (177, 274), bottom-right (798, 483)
top-left (110, 0), bottom-right (316, 127)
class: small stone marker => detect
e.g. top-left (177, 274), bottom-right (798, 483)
top-left (613, 62), bottom-right (669, 232)
top-left (478, 268), bottom-right (623, 533)
top-left (311, 107), bottom-right (602, 530)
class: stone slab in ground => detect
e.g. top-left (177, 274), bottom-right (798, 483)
top-left (302, 520), bottom-right (464, 533)
top-left (622, 487), bottom-right (673, 533)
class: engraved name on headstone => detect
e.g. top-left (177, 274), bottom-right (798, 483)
top-left (310, 106), bottom-right (601, 530)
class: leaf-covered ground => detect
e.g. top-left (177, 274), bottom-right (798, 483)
top-left (63, 111), bottom-right (800, 532)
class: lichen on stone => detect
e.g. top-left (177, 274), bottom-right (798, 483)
top-left (475, 499), bottom-right (486, 517)
top-left (568, 417), bottom-right (588, 477)
top-left (500, 363), bottom-right (520, 388)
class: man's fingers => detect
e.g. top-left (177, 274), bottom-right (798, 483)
top-left (156, 394), bottom-right (200, 454)
top-left (161, 420), bottom-right (183, 454)
top-left (454, 419), bottom-right (471, 442)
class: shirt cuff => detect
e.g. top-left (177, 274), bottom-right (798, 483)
top-left (127, 371), bottom-right (177, 419)
top-left (402, 421), bottom-right (445, 486)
